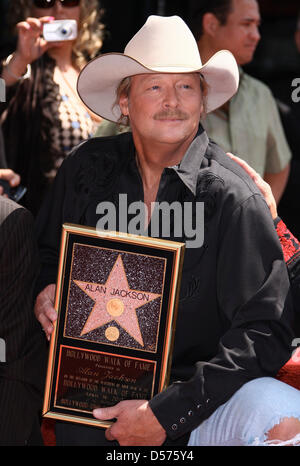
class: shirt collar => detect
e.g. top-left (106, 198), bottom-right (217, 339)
top-left (170, 124), bottom-right (209, 195)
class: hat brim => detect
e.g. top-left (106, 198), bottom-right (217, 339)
top-left (77, 49), bottom-right (239, 123)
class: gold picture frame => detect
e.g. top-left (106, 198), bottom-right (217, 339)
top-left (42, 224), bottom-right (185, 428)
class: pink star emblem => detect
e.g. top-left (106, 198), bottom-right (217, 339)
top-left (74, 255), bottom-right (161, 346)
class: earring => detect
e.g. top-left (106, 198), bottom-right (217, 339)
top-left (119, 113), bottom-right (130, 127)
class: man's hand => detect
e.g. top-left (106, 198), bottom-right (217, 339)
top-left (227, 152), bottom-right (278, 220)
top-left (34, 284), bottom-right (57, 340)
top-left (93, 400), bottom-right (167, 446)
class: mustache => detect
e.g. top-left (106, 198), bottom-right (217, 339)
top-left (153, 109), bottom-right (189, 120)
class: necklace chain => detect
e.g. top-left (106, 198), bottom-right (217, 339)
top-left (58, 67), bottom-right (81, 101)
top-left (57, 67), bottom-right (102, 123)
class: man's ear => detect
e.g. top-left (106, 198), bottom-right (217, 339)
top-left (119, 93), bottom-right (129, 117)
top-left (202, 12), bottom-right (220, 37)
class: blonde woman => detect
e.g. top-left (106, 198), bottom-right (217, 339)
top-left (1, 0), bottom-right (105, 214)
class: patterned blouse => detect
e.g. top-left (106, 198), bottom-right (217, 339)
top-left (1, 53), bottom-right (101, 215)
top-left (45, 64), bottom-right (99, 181)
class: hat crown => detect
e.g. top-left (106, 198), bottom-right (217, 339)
top-left (124, 15), bottom-right (203, 71)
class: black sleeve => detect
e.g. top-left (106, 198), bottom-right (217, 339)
top-left (150, 195), bottom-right (295, 440)
top-left (0, 201), bottom-right (47, 388)
top-left (0, 206), bottom-right (40, 359)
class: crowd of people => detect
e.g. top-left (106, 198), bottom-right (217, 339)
top-left (1, 0), bottom-right (300, 447)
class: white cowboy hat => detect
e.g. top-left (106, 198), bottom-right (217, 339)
top-left (77, 15), bottom-right (239, 123)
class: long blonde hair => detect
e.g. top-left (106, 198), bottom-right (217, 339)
top-left (7, 0), bottom-right (105, 69)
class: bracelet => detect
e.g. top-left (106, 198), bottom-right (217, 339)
top-left (4, 54), bottom-right (31, 81)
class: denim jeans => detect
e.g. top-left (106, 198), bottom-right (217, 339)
top-left (188, 377), bottom-right (300, 446)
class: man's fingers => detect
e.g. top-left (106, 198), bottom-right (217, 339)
top-left (37, 313), bottom-right (55, 341)
top-left (35, 303), bottom-right (57, 340)
top-left (35, 301), bottom-right (57, 323)
top-left (93, 406), bottom-right (119, 441)
top-left (39, 303), bottom-right (57, 322)
top-left (105, 427), bottom-right (116, 441)
top-left (94, 400), bottom-right (166, 445)
top-left (34, 284), bottom-right (57, 339)
top-left (93, 405), bottom-right (119, 421)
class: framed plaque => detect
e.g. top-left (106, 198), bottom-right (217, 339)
top-left (42, 224), bottom-right (185, 428)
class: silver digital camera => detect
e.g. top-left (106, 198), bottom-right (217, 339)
top-left (43, 19), bottom-right (78, 42)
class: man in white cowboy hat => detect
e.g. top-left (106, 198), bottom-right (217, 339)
top-left (34, 15), bottom-right (300, 446)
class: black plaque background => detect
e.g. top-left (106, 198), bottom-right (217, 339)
top-left (44, 228), bottom-right (181, 425)
top-left (54, 345), bottom-right (157, 413)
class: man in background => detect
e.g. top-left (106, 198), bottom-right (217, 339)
top-left (189, 0), bottom-right (291, 205)
top-left (0, 195), bottom-right (47, 445)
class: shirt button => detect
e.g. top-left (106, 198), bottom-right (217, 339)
top-left (206, 398), bottom-right (210, 404)
top-left (196, 404), bottom-right (202, 409)
top-left (180, 417), bottom-right (186, 424)
top-left (171, 424), bottom-right (178, 431)
top-left (188, 410), bottom-right (194, 416)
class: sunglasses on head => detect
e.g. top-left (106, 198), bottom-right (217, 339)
top-left (33, 0), bottom-right (80, 8)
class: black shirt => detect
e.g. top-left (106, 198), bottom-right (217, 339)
top-left (35, 126), bottom-right (295, 442)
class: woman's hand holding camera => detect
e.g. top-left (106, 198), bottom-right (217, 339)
top-left (3, 16), bottom-right (56, 85)
top-left (16, 16), bottom-right (54, 63)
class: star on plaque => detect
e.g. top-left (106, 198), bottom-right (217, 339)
top-left (74, 255), bottom-right (161, 346)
